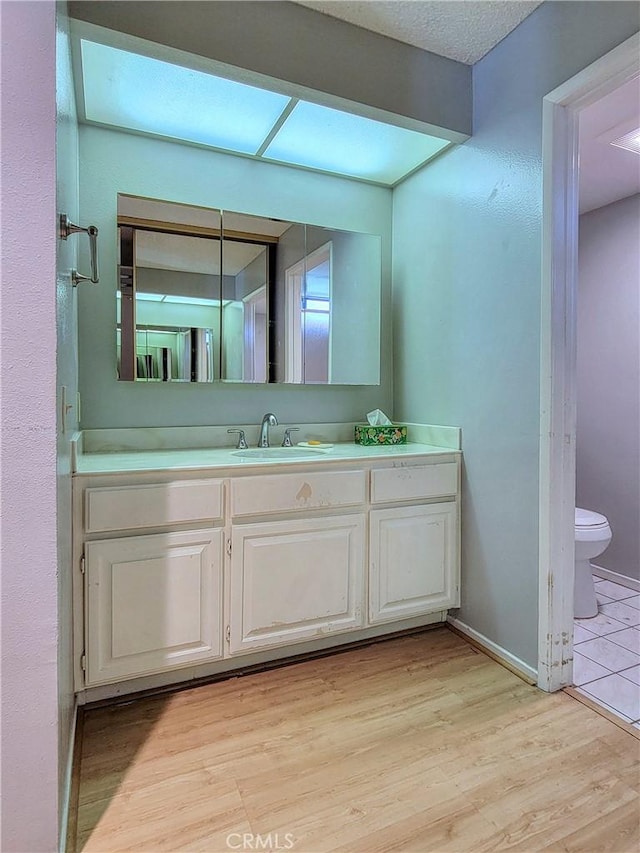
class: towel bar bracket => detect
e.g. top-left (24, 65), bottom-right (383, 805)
top-left (59, 213), bottom-right (100, 285)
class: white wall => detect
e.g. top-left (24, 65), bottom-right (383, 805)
top-left (577, 194), bottom-right (640, 581)
top-left (0, 3), bottom-right (60, 851)
top-left (392, 1), bottom-right (640, 668)
top-left (78, 126), bottom-right (393, 428)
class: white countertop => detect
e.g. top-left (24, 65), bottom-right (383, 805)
top-left (74, 441), bottom-right (460, 476)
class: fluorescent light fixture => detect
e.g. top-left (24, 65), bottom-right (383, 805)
top-left (80, 40), bottom-right (291, 154)
top-left (610, 128), bottom-right (640, 154)
top-left (78, 37), bottom-right (458, 185)
top-left (135, 292), bottom-right (165, 302)
top-left (163, 295), bottom-right (219, 307)
top-left (264, 101), bottom-right (450, 184)
top-left (123, 292), bottom-right (221, 306)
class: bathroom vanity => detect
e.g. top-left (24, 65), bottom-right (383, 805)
top-left (71, 426), bottom-right (461, 700)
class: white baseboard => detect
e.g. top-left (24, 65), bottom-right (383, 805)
top-left (591, 564), bottom-right (640, 593)
top-left (59, 702), bottom-right (78, 853)
top-left (447, 616), bottom-right (538, 684)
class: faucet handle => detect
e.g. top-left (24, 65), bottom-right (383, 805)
top-left (281, 427), bottom-right (300, 447)
top-left (227, 428), bottom-right (248, 449)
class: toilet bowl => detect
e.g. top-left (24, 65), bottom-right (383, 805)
top-left (574, 507), bottom-right (612, 618)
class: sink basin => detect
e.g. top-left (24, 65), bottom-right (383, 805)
top-left (232, 447), bottom-right (321, 460)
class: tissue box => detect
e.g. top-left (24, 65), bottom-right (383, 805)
top-left (354, 424), bottom-right (407, 446)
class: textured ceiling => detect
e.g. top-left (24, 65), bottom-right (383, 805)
top-left (295, 0), bottom-right (544, 64)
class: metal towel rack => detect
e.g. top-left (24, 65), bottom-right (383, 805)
top-left (59, 213), bottom-right (99, 286)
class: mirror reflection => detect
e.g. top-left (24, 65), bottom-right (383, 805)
top-left (116, 194), bottom-right (381, 384)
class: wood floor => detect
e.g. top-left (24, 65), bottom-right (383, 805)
top-left (71, 628), bottom-right (640, 853)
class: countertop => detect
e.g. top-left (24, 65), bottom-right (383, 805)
top-left (74, 441), bottom-right (460, 476)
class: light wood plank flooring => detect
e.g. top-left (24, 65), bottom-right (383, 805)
top-left (72, 628), bottom-right (640, 853)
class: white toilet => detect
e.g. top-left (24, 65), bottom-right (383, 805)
top-left (574, 507), bottom-right (612, 618)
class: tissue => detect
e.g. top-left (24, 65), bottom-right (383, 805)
top-left (367, 408), bottom-right (392, 426)
top-left (355, 411), bottom-right (408, 446)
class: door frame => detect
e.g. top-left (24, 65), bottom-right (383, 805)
top-left (537, 33), bottom-right (639, 692)
top-left (284, 241), bottom-right (333, 383)
top-left (284, 261), bottom-right (304, 383)
top-left (242, 285), bottom-right (267, 382)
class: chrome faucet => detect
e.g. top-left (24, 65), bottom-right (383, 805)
top-left (258, 413), bottom-right (278, 447)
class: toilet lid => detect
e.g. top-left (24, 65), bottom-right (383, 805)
top-left (575, 507), bottom-right (608, 528)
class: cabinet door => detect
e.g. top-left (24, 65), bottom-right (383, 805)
top-left (230, 515), bottom-right (365, 654)
top-left (369, 503), bottom-right (458, 625)
top-left (85, 529), bottom-right (223, 686)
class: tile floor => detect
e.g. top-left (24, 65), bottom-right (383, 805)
top-left (573, 576), bottom-right (640, 727)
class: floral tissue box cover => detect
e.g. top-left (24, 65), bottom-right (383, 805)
top-left (354, 424), bottom-right (408, 446)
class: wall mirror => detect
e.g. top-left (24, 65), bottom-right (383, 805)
top-left (116, 194), bottom-right (381, 385)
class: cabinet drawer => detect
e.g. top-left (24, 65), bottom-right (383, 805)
top-left (85, 479), bottom-right (224, 533)
top-left (231, 470), bottom-right (365, 517)
top-left (370, 463), bottom-right (458, 504)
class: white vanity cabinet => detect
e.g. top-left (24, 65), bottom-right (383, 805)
top-left (368, 462), bottom-right (460, 625)
top-left (75, 478), bottom-right (226, 687)
top-left (229, 515), bottom-right (365, 654)
top-left (228, 468), bottom-right (367, 654)
top-left (85, 529), bottom-right (223, 685)
top-left (73, 447), bottom-right (460, 696)
top-left (369, 504), bottom-right (458, 624)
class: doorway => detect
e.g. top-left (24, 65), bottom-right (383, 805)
top-left (284, 242), bottom-right (332, 383)
top-left (538, 33), bottom-right (640, 692)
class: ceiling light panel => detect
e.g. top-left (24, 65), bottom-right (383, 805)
top-left (610, 128), bottom-right (640, 155)
top-left (263, 101), bottom-right (450, 184)
top-left (80, 40), bottom-right (291, 154)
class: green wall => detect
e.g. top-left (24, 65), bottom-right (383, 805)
top-left (392, 1), bottom-right (639, 668)
top-left (78, 125), bottom-right (392, 427)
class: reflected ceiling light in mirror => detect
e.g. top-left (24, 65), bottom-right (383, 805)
top-left (610, 127), bottom-right (640, 154)
top-left (80, 40), bottom-right (291, 154)
top-left (163, 295), bottom-right (219, 307)
top-left (118, 293), bottom-right (219, 307)
top-left (128, 292), bottom-right (165, 302)
top-left (263, 101), bottom-right (451, 184)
